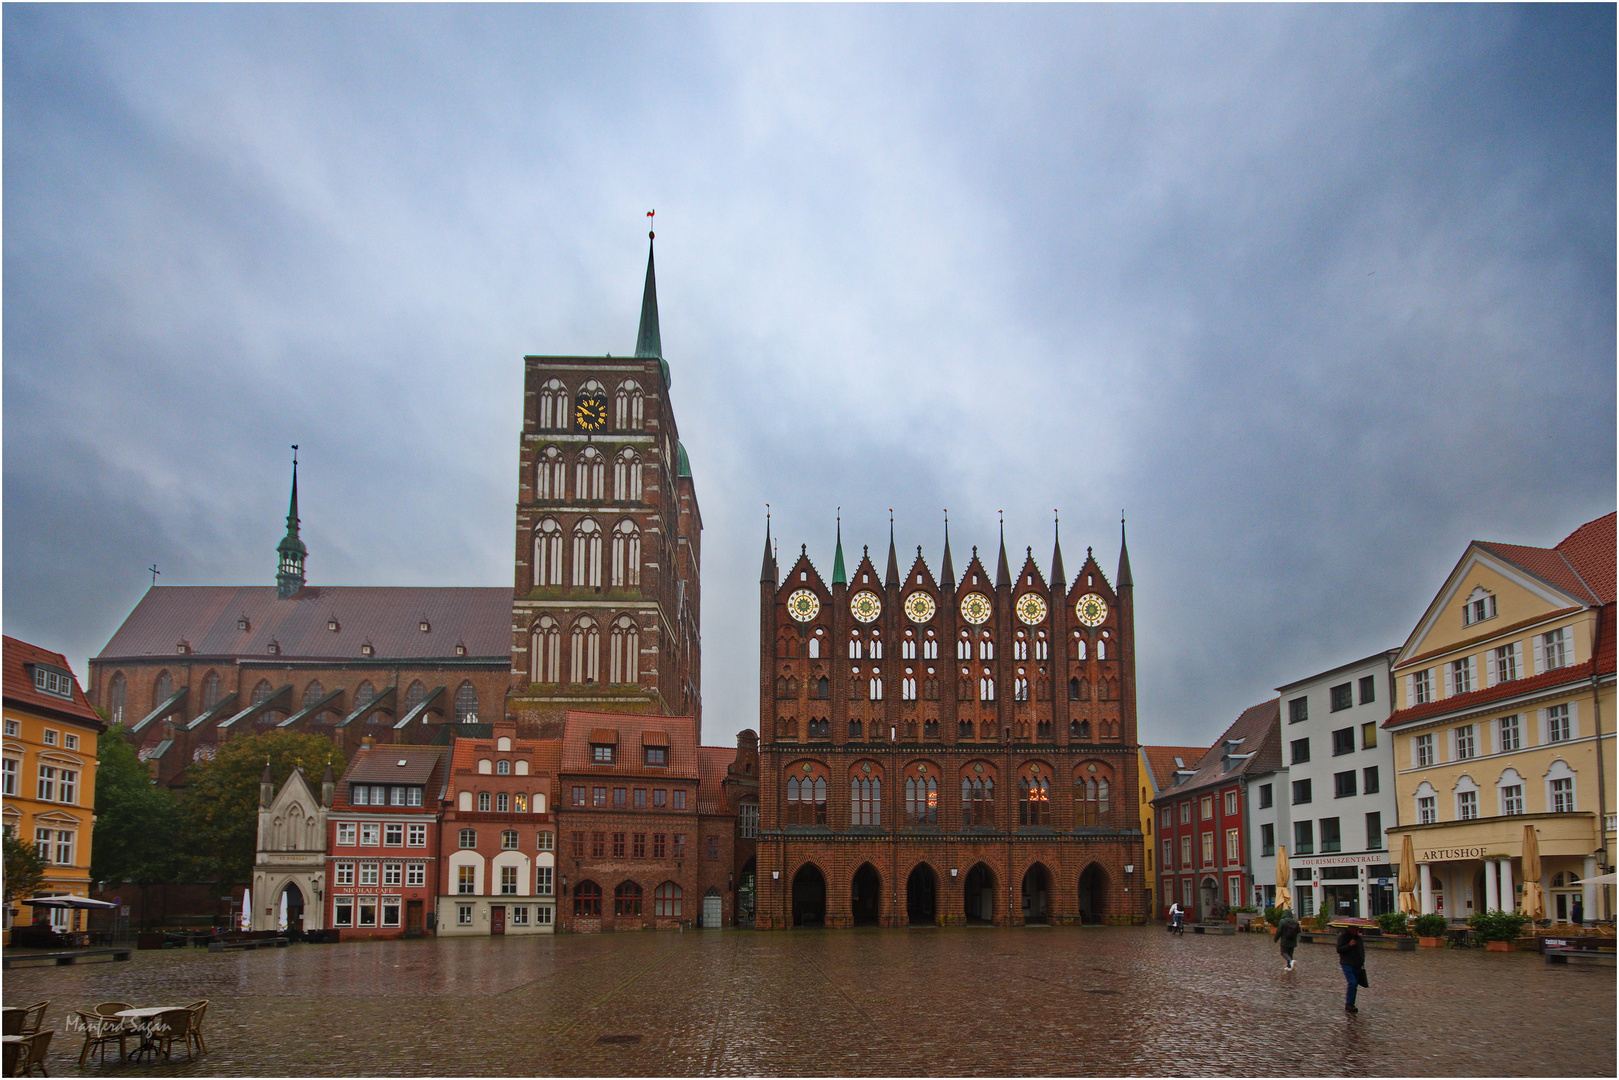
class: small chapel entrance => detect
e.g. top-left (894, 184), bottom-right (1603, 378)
top-left (906, 864), bottom-right (938, 926)
top-left (964, 863), bottom-right (997, 924)
top-left (280, 882), bottom-right (305, 937)
top-left (851, 864), bottom-right (882, 926)
top-left (1078, 863), bottom-right (1108, 923)
top-left (792, 865), bottom-right (826, 927)
top-left (1021, 864), bottom-right (1051, 924)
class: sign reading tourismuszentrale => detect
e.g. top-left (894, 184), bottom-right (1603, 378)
top-left (1419, 846), bottom-right (1491, 862)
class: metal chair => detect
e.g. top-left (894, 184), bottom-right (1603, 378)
top-left (183, 1001), bottom-right (209, 1056)
top-left (73, 1011), bottom-right (127, 1066)
top-left (15, 1005), bottom-right (48, 1038)
top-left (15, 1030), bottom-right (53, 1076)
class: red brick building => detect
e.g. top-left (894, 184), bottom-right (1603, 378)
top-left (1150, 700), bottom-right (1280, 921)
top-left (436, 723), bottom-right (560, 935)
top-left (755, 519), bottom-right (1147, 928)
top-left (326, 741), bottom-right (450, 938)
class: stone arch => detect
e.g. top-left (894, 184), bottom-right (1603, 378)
top-left (1078, 862), bottom-right (1109, 923)
top-left (791, 862), bottom-right (827, 927)
top-left (850, 862), bottom-right (882, 926)
top-left (1021, 861), bottom-right (1053, 924)
top-left (963, 861), bottom-right (998, 923)
top-left (906, 861), bottom-right (940, 926)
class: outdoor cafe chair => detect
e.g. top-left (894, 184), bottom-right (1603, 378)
top-left (73, 1012), bottom-right (127, 1067)
top-left (15, 1006), bottom-right (47, 1038)
top-left (90, 1004), bottom-right (132, 1019)
top-left (13, 1030), bottom-right (53, 1076)
top-left (182, 1001), bottom-right (208, 1056)
top-left (148, 1010), bottom-right (194, 1064)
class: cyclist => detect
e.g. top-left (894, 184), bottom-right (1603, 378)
top-left (1167, 901), bottom-right (1185, 933)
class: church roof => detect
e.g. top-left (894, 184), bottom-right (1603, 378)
top-left (96, 586), bottom-right (513, 662)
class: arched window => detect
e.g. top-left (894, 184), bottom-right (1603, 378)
top-left (849, 633), bottom-right (863, 660)
top-left (923, 673), bottom-right (939, 701)
top-left (902, 672), bottom-right (917, 701)
top-left (1076, 769), bottom-right (1112, 825)
top-left (571, 617), bottom-right (601, 684)
top-left (1014, 672), bottom-right (1029, 702)
top-left (979, 632), bottom-right (995, 660)
top-left (957, 632), bottom-right (971, 661)
top-left (814, 676), bottom-right (829, 700)
top-left (536, 446), bottom-right (565, 500)
top-left (870, 673), bottom-right (883, 701)
top-left (923, 630), bottom-right (938, 660)
top-left (808, 637), bottom-right (821, 659)
top-left (870, 631), bottom-right (882, 659)
top-left (402, 681), bottom-right (426, 717)
top-left (540, 378), bottom-right (568, 431)
top-left (108, 672), bottom-right (127, 723)
top-left (962, 776), bottom-right (995, 827)
top-left (851, 775), bottom-right (882, 826)
top-left (611, 520), bottom-right (641, 587)
top-left (198, 671), bottom-right (222, 711)
top-left (303, 680), bottom-right (325, 709)
top-left (615, 379), bottom-right (645, 430)
top-left (575, 446), bottom-right (605, 501)
top-left (1097, 639), bottom-right (1107, 660)
top-left (455, 681), bottom-right (478, 723)
top-left (573, 518), bottom-right (603, 587)
top-left (1074, 637), bottom-right (1087, 660)
top-left (531, 616), bottom-right (561, 683)
top-left (252, 680), bottom-right (273, 706)
top-left (613, 449), bottom-right (643, 503)
top-left (534, 518), bottom-right (563, 587)
top-left (653, 880), bottom-right (682, 917)
top-left (155, 670), bottom-right (174, 702)
top-left (785, 773), bottom-right (828, 825)
top-left (354, 681), bottom-right (375, 709)
top-left (1019, 775), bottom-right (1051, 826)
top-left (573, 879), bottom-right (602, 917)
top-left (1014, 631), bottom-right (1029, 661)
top-left (905, 774), bottom-right (938, 825)
top-left (1035, 631), bottom-right (1049, 660)
top-left (610, 615), bottom-right (639, 685)
top-left (980, 671), bottom-right (996, 702)
top-left (496, 759), bottom-right (511, 776)
top-left (902, 632), bottom-right (917, 660)
top-left (614, 880), bottom-right (644, 916)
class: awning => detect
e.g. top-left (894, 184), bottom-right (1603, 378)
top-left (1582, 872), bottom-right (1618, 886)
top-left (26, 894), bottom-right (119, 909)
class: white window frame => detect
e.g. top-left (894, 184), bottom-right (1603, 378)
top-left (406, 863), bottom-right (426, 888)
top-left (1414, 733), bottom-right (1435, 768)
top-left (1498, 714), bottom-right (1521, 752)
top-left (360, 823), bottom-right (380, 846)
top-left (1544, 703), bottom-right (1576, 743)
top-left (457, 904), bottom-right (474, 926)
top-left (1417, 795), bottom-right (1437, 825)
top-left (359, 863), bottom-right (379, 886)
top-left (1, 757), bottom-right (17, 797)
top-left (1490, 643), bottom-right (1520, 686)
top-left (1456, 789), bottom-right (1478, 821)
top-left (1501, 784), bottom-right (1524, 816)
top-left (337, 822), bottom-right (357, 846)
top-left (1454, 725), bottom-right (1476, 761)
top-left (407, 823), bottom-right (427, 847)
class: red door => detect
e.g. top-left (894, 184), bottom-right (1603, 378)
top-left (491, 906), bottom-right (505, 935)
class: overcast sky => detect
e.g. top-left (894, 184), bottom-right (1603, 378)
top-left (5, 5), bottom-right (1613, 749)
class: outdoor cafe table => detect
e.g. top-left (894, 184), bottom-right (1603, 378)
top-left (116, 1007), bottom-right (184, 1062)
top-left (1, 1008), bottom-right (22, 1035)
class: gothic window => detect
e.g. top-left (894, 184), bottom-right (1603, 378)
top-left (1071, 719), bottom-right (1092, 741)
top-left (573, 880), bottom-right (602, 917)
top-left (573, 519), bottom-right (603, 587)
top-left (786, 773), bottom-right (828, 825)
top-left (613, 449), bottom-right (643, 502)
top-left (609, 616), bottom-right (639, 685)
top-left (924, 718), bottom-right (939, 739)
top-left (923, 630), bottom-right (938, 660)
top-left (571, 617), bottom-right (601, 684)
top-left (531, 617), bottom-right (560, 683)
top-left (851, 775), bottom-right (881, 826)
top-left (814, 676), bottom-right (829, 700)
top-left (534, 518), bottom-right (563, 586)
top-left (1014, 632), bottom-right (1029, 660)
top-left (869, 673), bottom-right (883, 701)
top-left (1014, 671), bottom-right (1029, 702)
top-left (980, 671), bottom-right (996, 702)
top-left (653, 880), bottom-right (681, 917)
top-left (201, 671), bottom-right (222, 711)
top-left (611, 520), bottom-right (641, 587)
top-left (155, 670), bottom-right (174, 702)
top-left (1035, 631), bottom-right (1049, 660)
top-left (849, 633), bottom-right (863, 659)
top-left (957, 632), bottom-right (971, 660)
top-left (1075, 770), bottom-right (1113, 826)
top-left (615, 378), bottom-right (645, 430)
top-left (536, 446), bottom-right (565, 500)
top-left (454, 681), bottom-right (478, 723)
top-left (575, 447), bottom-right (605, 501)
top-left (1036, 674), bottom-right (1051, 702)
top-left (923, 674), bottom-right (939, 701)
top-left (848, 719), bottom-right (864, 739)
top-left (807, 717), bottom-right (830, 738)
top-left (775, 676), bottom-right (790, 699)
top-left (303, 680), bottom-right (326, 711)
top-left (252, 680), bottom-right (273, 706)
top-left (979, 632), bottom-right (995, 660)
top-left (961, 776), bottom-right (996, 827)
top-left (808, 636), bottom-right (820, 659)
top-left (1019, 775), bottom-right (1051, 826)
top-left (905, 773), bottom-right (938, 825)
top-left (902, 671), bottom-right (917, 701)
top-left (1097, 639), bottom-right (1107, 660)
top-left (614, 880), bottom-right (643, 917)
top-left (108, 672), bottom-right (126, 723)
top-left (354, 681), bottom-right (376, 708)
top-left (958, 672), bottom-right (973, 701)
top-left (1074, 636), bottom-right (1087, 661)
top-left (539, 378), bottom-right (568, 431)
top-left (902, 632), bottom-right (917, 659)
top-left (870, 631), bottom-right (882, 659)
top-left (403, 681), bottom-right (426, 715)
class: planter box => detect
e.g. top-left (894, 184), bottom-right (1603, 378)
top-left (1484, 940), bottom-right (1516, 952)
top-left (1418, 937), bottom-right (1443, 947)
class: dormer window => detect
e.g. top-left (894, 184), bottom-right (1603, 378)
top-left (267, 641), bottom-right (280, 655)
top-left (645, 746), bottom-right (667, 767)
top-left (328, 618), bottom-right (340, 632)
top-left (31, 665), bottom-right (73, 699)
top-left (238, 616), bottom-right (250, 631)
top-left (1463, 588), bottom-right (1497, 626)
top-left (419, 620), bottom-right (431, 633)
top-left (176, 641), bottom-right (190, 655)
top-left (361, 642), bottom-right (374, 657)
top-left (455, 643), bottom-right (467, 656)
top-left (592, 744), bottom-right (615, 764)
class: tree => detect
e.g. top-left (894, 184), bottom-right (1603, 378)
top-left (4, 831), bottom-right (45, 906)
top-left (180, 731), bottom-right (346, 885)
top-left (91, 724), bottom-right (185, 889)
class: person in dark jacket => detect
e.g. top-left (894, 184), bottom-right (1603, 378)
top-left (1336, 924), bottom-right (1367, 1013)
top-left (1274, 910), bottom-right (1301, 971)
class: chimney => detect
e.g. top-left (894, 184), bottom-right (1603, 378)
top-left (361, 735), bottom-right (375, 749)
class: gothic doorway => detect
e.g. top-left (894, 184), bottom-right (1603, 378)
top-left (1078, 863), bottom-right (1107, 923)
top-left (907, 864), bottom-right (938, 925)
top-left (964, 863), bottom-right (996, 924)
top-left (280, 882), bottom-right (305, 937)
top-left (737, 858), bottom-right (757, 927)
top-left (1021, 864), bottom-right (1052, 924)
top-left (792, 865), bottom-right (826, 927)
top-left (851, 863), bottom-right (882, 926)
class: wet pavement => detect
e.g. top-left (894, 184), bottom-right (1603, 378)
top-left (4, 926), bottom-right (1613, 1076)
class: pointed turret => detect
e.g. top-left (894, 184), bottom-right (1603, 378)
top-left (885, 518), bottom-right (900, 587)
top-left (321, 763), bottom-right (335, 808)
top-left (276, 451), bottom-right (307, 598)
top-left (1051, 515), bottom-right (1066, 590)
top-left (259, 761), bottom-right (275, 807)
top-left (1118, 516), bottom-right (1133, 589)
top-left (760, 515), bottom-right (776, 585)
top-left (995, 521), bottom-right (1011, 589)
top-left (832, 517), bottom-right (847, 586)
top-left (634, 229), bottom-right (671, 388)
top-left (940, 516), bottom-right (956, 591)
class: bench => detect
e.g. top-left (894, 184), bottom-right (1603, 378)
top-left (1191, 923), bottom-right (1235, 935)
top-left (1544, 946), bottom-right (1616, 965)
top-left (207, 936), bottom-right (289, 952)
top-left (2, 948), bottom-right (132, 969)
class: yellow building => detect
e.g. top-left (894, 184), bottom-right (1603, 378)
top-left (3, 636), bottom-right (105, 938)
top-left (1138, 744), bottom-right (1207, 918)
top-left (1385, 513), bottom-right (1615, 925)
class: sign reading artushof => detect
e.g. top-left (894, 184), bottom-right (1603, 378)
top-left (1419, 846), bottom-right (1490, 862)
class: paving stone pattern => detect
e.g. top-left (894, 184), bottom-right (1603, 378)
top-left (4, 927), bottom-right (1613, 1076)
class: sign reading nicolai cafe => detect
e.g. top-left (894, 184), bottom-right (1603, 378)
top-left (1418, 846), bottom-right (1490, 862)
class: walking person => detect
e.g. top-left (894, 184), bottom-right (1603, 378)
top-left (1336, 923), bottom-right (1368, 1014)
top-left (1275, 908), bottom-right (1300, 971)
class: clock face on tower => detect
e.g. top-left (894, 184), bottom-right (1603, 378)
top-left (574, 393), bottom-right (608, 432)
top-left (849, 590), bottom-right (882, 624)
top-left (904, 591), bottom-right (937, 624)
top-left (1015, 592), bottom-right (1049, 626)
top-left (787, 589), bottom-right (821, 623)
top-left (959, 592), bottom-right (992, 625)
top-left (1075, 593), bottom-right (1108, 627)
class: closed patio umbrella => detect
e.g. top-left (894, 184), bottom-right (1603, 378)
top-left (239, 887), bottom-right (252, 931)
top-left (1520, 825), bottom-right (1545, 919)
top-left (1275, 846), bottom-right (1292, 912)
top-left (1398, 834), bottom-right (1420, 916)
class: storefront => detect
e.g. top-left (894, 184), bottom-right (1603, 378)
top-left (1290, 852), bottom-right (1395, 920)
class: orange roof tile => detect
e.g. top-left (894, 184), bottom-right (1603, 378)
top-left (559, 710), bottom-right (698, 780)
top-left (1141, 746), bottom-right (1207, 793)
top-left (3, 636), bottom-right (104, 729)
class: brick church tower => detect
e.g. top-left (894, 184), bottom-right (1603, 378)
top-left (754, 516), bottom-right (1144, 928)
top-left (506, 232), bottom-right (703, 738)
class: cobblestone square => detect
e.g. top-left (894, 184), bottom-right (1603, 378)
top-left (4, 927), bottom-right (1613, 1076)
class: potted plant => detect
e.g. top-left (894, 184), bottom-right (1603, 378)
top-left (1414, 913), bottom-right (1448, 946)
top-left (1469, 909), bottom-right (1530, 951)
top-left (1376, 912), bottom-right (1409, 936)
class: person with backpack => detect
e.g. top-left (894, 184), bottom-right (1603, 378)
top-left (1274, 909), bottom-right (1300, 971)
top-left (1336, 923), bottom-right (1368, 1013)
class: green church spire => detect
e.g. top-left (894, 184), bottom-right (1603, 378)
top-left (832, 513), bottom-right (846, 586)
top-left (635, 218), bottom-right (670, 388)
top-left (276, 446), bottom-right (307, 598)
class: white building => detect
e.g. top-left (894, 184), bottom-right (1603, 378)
top-left (1245, 759), bottom-right (1290, 913)
top-left (1271, 650), bottom-right (1400, 919)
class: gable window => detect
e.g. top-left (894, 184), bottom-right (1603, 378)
top-left (32, 665), bottom-right (73, 699)
top-left (592, 744), bottom-right (615, 764)
top-left (1329, 683), bottom-right (1352, 712)
top-left (1464, 591), bottom-right (1497, 626)
top-left (1411, 669), bottom-right (1434, 705)
top-left (644, 746), bottom-right (667, 767)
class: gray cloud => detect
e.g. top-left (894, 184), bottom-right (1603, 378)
top-left (4, 5), bottom-right (1612, 748)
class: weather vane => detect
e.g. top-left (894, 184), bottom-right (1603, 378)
top-left (647, 209), bottom-right (655, 239)
top-left (149, 564), bottom-right (161, 586)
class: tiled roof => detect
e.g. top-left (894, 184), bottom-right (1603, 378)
top-left (1476, 512), bottom-right (1615, 607)
top-left (696, 746), bottom-right (733, 815)
top-left (1140, 746), bottom-right (1207, 793)
top-left (3, 636), bottom-right (104, 729)
top-left (333, 744), bottom-right (448, 810)
top-left (96, 586), bottom-right (513, 661)
top-left (559, 710), bottom-right (698, 779)
top-left (1152, 699), bottom-right (1281, 801)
